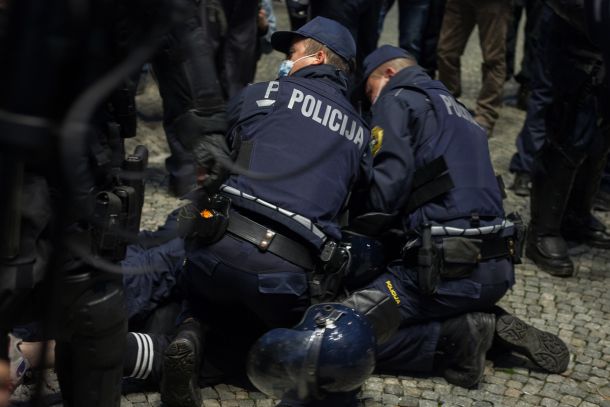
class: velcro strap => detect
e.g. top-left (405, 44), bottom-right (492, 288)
top-left (405, 173), bottom-right (454, 213)
top-left (227, 211), bottom-right (315, 270)
top-left (412, 156), bottom-right (449, 189)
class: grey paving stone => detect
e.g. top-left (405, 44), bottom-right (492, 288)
top-left (126, 393), bottom-right (147, 403)
top-left (397, 395), bottom-right (419, 407)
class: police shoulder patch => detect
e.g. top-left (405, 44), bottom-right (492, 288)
top-left (370, 126), bottom-right (384, 156)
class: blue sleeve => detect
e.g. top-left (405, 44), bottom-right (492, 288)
top-left (365, 94), bottom-right (416, 213)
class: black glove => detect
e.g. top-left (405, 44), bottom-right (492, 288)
top-left (193, 134), bottom-right (231, 194)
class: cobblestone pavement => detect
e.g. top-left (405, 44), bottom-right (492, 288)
top-left (12, 3), bottom-right (610, 407)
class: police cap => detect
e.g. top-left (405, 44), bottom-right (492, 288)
top-left (363, 45), bottom-right (415, 80)
top-left (271, 16), bottom-right (356, 63)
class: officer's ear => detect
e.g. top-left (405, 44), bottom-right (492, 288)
top-left (384, 66), bottom-right (398, 79)
top-left (314, 49), bottom-right (326, 65)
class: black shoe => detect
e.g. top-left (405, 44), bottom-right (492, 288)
top-left (510, 172), bottom-right (531, 197)
top-left (563, 212), bottom-right (610, 249)
top-left (516, 84), bottom-right (530, 111)
top-left (495, 313), bottom-right (570, 374)
top-left (525, 234), bottom-right (574, 277)
top-left (593, 190), bottom-right (610, 212)
top-left (161, 320), bottom-right (203, 407)
top-left (435, 313), bottom-right (495, 388)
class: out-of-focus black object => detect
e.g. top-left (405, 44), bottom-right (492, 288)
top-left (0, 0), bottom-right (180, 406)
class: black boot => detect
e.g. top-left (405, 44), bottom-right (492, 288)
top-left (161, 319), bottom-right (203, 407)
top-left (527, 145), bottom-right (580, 277)
top-left (563, 211), bottom-right (610, 248)
top-left (494, 310), bottom-right (570, 374)
top-left (509, 172), bottom-right (531, 197)
top-left (434, 313), bottom-right (495, 388)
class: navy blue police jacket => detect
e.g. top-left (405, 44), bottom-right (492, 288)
top-left (365, 66), bottom-right (514, 286)
top-left (366, 65), bottom-right (504, 230)
top-left (222, 64), bottom-right (372, 250)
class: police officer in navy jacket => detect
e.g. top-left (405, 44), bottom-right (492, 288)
top-left (158, 17), bottom-right (373, 407)
top-left (358, 45), bottom-right (569, 388)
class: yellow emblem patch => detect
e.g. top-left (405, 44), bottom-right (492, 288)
top-left (370, 126), bottom-right (384, 156)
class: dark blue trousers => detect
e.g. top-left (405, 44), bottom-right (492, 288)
top-left (379, 0), bottom-right (432, 61)
top-left (509, 6), bottom-right (553, 175)
top-left (180, 234), bottom-right (311, 380)
top-left (367, 259), bottom-right (513, 373)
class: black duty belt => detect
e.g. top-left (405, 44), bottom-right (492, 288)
top-left (227, 211), bottom-right (315, 270)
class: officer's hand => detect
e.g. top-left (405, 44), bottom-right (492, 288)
top-left (193, 134), bottom-right (231, 195)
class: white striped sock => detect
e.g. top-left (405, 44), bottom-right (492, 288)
top-left (134, 333), bottom-right (150, 379)
top-left (141, 334), bottom-right (154, 380)
top-left (128, 332), bottom-right (144, 378)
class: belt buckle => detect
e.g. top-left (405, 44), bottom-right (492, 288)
top-left (258, 229), bottom-right (276, 251)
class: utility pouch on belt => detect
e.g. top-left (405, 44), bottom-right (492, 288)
top-left (416, 224), bottom-right (442, 295)
top-left (309, 240), bottom-right (350, 304)
top-left (178, 193), bottom-right (230, 244)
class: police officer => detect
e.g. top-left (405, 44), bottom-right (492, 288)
top-left (357, 45), bottom-right (569, 387)
top-left (525, 1), bottom-right (610, 277)
top-left (159, 17), bottom-right (373, 407)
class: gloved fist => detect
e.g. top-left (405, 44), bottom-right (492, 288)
top-left (193, 134), bottom-right (231, 194)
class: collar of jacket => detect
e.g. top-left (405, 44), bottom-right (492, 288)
top-left (290, 64), bottom-right (350, 96)
top-left (380, 65), bottom-right (431, 99)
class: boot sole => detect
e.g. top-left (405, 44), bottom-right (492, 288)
top-left (496, 314), bottom-right (569, 374)
top-left (161, 339), bottom-right (202, 407)
top-left (525, 247), bottom-right (573, 277)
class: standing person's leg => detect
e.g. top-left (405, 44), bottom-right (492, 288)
top-left (356, 0), bottom-right (384, 70)
top-left (505, 1), bottom-right (523, 82)
top-left (396, 0), bottom-right (431, 60)
top-left (508, 5), bottom-right (554, 195)
top-left (221, 0), bottom-right (259, 99)
top-left (378, 0), bottom-right (396, 35)
top-left (419, 0), bottom-right (446, 76)
top-left (473, 0), bottom-right (511, 135)
top-left (436, 0), bottom-right (476, 97)
top-left (562, 120), bottom-right (610, 248)
top-left (152, 0), bottom-right (226, 197)
top-left (594, 158), bottom-right (610, 211)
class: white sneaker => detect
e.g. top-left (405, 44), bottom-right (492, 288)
top-left (8, 334), bottom-right (29, 391)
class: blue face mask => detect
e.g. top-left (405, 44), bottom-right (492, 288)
top-left (277, 54), bottom-right (317, 78)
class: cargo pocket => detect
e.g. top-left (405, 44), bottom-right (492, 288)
top-left (257, 271), bottom-right (308, 297)
top-left (435, 278), bottom-right (482, 299)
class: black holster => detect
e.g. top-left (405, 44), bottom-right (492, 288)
top-left (414, 225), bottom-right (442, 295)
top-left (308, 240), bottom-right (349, 304)
top-left (177, 192), bottom-right (230, 244)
